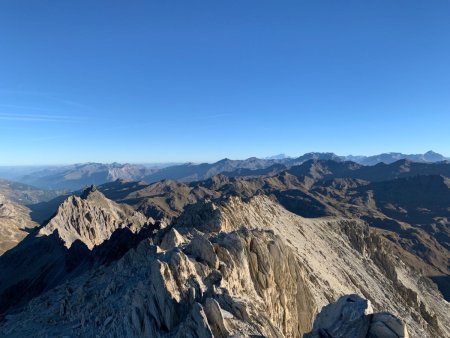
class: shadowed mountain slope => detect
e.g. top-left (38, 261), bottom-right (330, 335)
top-left (288, 159), bottom-right (450, 182)
top-left (0, 179), bottom-right (62, 205)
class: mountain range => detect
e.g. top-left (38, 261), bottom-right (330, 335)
top-left (0, 156), bottom-right (449, 337)
top-left (0, 151), bottom-right (447, 190)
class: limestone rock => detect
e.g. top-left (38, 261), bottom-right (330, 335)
top-left (160, 228), bottom-right (185, 250)
top-left (304, 294), bottom-right (409, 338)
top-left (204, 298), bottom-right (229, 337)
top-left (185, 234), bottom-right (219, 269)
top-left (369, 313), bottom-right (409, 338)
top-left (38, 187), bottom-right (150, 249)
top-left (304, 294), bottom-right (373, 338)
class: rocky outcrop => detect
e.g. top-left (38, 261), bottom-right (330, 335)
top-left (304, 294), bottom-right (409, 338)
top-left (369, 313), bottom-right (410, 338)
top-left (38, 186), bottom-right (150, 249)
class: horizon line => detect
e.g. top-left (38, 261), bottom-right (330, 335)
top-left (0, 150), bottom-right (448, 167)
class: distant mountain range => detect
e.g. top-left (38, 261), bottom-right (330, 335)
top-left (0, 151), bottom-right (447, 190)
top-left (17, 163), bottom-right (157, 190)
top-left (0, 156), bottom-right (449, 336)
top-left (264, 153), bottom-right (290, 160)
top-left (345, 150), bottom-right (448, 166)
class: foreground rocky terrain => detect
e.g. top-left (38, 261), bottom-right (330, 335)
top-left (0, 159), bottom-right (448, 337)
top-left (0, 194), bottom-right (448, 337)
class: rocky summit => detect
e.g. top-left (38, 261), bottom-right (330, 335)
top-left (0, 159), bottom-right (449, 338)
top-left (38, 185), bottom-right (150, 249)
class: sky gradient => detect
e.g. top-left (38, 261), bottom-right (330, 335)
top-left (1, 1), bottom-right (449, 165)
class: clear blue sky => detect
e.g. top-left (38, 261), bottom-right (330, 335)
top-left (0, 1), bottom-right (449, 165)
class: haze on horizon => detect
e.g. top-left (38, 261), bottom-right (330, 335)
top-left (1, 1), bottom-right (449, 165)
top-left (0, 150), bottom-right (448, 168)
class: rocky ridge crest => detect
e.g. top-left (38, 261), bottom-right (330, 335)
top-left (1, 195), bottom-right (447, 337)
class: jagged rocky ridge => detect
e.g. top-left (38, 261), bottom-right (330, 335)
top-left (0, 194), bottom-right (448, 337)
top-left (39, 185), bottom-right (150, 249)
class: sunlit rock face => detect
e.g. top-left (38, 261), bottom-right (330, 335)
top-left (39, 186), bottom-right (150, 249)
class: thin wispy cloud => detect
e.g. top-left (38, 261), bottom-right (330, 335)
top-left (0, 104), bottom-right (57, 112)
top-left (50, 97), bottom-right (94, 110)
top-left (0, 89), bottom-right (56, 96)
top-left (0, 112), bottom-right (84, 122)
top-left (0, 88), bottom-right (96, 111)
top-left (197, 113), bottom-right (234, 120)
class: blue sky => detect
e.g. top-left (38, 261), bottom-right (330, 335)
top-left (0, 1), bottom-right (449, 165)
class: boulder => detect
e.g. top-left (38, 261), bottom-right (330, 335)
top-left (304, 294), bottom-right (409, 338)
top-left (185, 235), bottom-right (219, 269)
